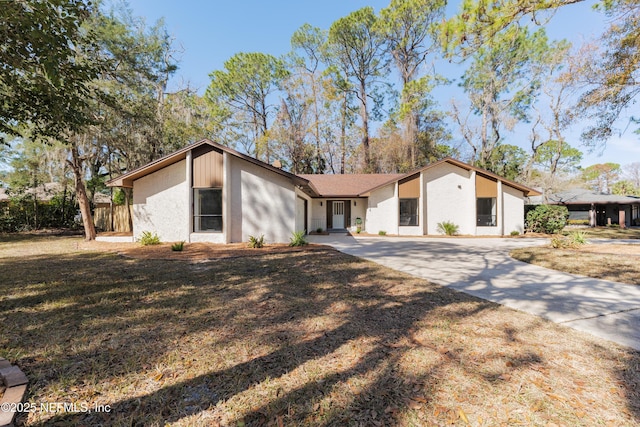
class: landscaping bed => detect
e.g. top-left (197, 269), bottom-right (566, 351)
top-left (1, 235), bottom-right (639, 426)
top-left (82, 240), bottom-right (329, 261)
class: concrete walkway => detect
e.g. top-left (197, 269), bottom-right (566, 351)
top-left (308, 234), bottom-right (640, 351)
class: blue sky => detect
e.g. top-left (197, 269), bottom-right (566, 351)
top-left (127, 0), bottom-right (639, 169)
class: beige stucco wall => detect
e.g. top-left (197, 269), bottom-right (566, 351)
top-left (228, 156), bottom-right (296, 243)
top-left (133, 160), bottom-right (189, 242)
top-left (424, 163), bottom-right (476, 235)
top-left (366, 184), bottom-right (398, 235)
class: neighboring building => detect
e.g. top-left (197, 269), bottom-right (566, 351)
top-left (528, 189), bottom-right (640, 228)
top-left (106, 139), bottom-right (540, 243)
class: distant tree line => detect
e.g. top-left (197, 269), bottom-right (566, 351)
top-left (0, 0), bottom-right (639, 239)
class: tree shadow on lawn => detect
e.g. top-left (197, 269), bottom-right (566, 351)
top-left (1, 244), bottom-right (639, 426)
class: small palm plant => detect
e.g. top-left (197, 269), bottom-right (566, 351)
top-left (289, 230), bottom-right (308, 247)
top-left (138, 231), bottom-right (161, 245)
top-left (171, 241), bottom-right (185, 251)
top-left (248, 234), bottom-right (265, 248)
top-left (437, 221), bottom-right (459, 236)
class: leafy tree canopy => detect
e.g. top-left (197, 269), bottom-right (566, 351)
top-left (0, 0), bottom-right (99, 141)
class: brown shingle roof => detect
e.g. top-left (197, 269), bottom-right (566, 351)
top-left (298, 174), bottom-right (403, 197)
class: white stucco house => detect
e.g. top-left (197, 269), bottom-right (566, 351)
top-left (106, 139), bottom-right (540, 243)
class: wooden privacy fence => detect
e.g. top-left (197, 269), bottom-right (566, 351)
top-left (94, 205), bottom-right (133, 232)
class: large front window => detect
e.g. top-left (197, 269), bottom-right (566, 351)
top-left (399, 198), bottom-right (419, 226)
top-left (477, 197), bottom-right (496, 226)
top-left (194, 188), bottom-right (222, 232)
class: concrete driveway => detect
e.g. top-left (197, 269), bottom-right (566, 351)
top-left (308, 234), bottom-right (640, 351)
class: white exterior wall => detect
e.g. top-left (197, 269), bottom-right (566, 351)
top-left (350, 200), bottom-right (367, 232)
top-left (366, 184), bottom-right (398, 235)
top-left (502, 184), bottom-right (525, 234)
top-left (423, 163), bottom-right (476, 235)
top-left (133, 160), bottom-right (189, 242)
top-left (228, 156), bottom-right (296, 243)
top-left (309, 199), bottom-right (326, 231)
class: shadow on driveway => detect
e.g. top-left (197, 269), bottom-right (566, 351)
top-left (310, 235), bottom-right (640, 350)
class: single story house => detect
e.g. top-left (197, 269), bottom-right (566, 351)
top-left (106, 139), bottom-right (540, 243)
top-left (528, 189), bottom-right (640, 228)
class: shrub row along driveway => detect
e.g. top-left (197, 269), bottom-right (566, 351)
top-left (309, 235), bottom-right (640, 351)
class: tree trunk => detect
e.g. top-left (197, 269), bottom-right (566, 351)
top-left (360, 81), bottom-right (371, 172)
top-left (69, 142), bottom-right (96, 241)
top-left (340, 94), bottom-right (348, 175)
top-left (124, 187), bottom-right (133, 233)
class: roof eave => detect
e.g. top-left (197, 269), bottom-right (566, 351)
top-left (106, 139), bottom-right (314, 192)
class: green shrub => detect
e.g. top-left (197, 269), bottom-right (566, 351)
top-left (525, 205), bottom-right (569, 234)
top-left (316, 227), bottom-right (323, 233)
top-left (289, 230), bottom-right (308, 247)
top-left (171, 241), bottom-right (185, 251)
top-left (569, 230), bottom-right (587, 245)
top-left (436, 221), bottom-right (459, 236)
top-left (378, 230), bottom-right (387, 236)
top-left (248, 234), bottom-right (265, 248)
top-left (138, 231), bottom-right (161, 246)
top-left (510, 230), bottom-right (520, 236)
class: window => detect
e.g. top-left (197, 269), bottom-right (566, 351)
top-left (194, 188), bottom-right (222, 232)
top-left (477, 198), bottom-right (496, 226)
top-left (399, 198), bottom-right (419, 226)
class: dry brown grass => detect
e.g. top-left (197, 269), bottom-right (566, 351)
top-left (511, 244), bottom-right (640, 285)
top-left (1, 235), bottom-right (640, 426)
top-left (567, 227), bottom-right (640, 239)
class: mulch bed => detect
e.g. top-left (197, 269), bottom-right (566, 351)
top-left (81, 241), bottom-right (331, 261)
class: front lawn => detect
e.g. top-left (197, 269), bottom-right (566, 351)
top-left (511, 243), bottom-right (640, 285)
top-left (1, 235), bottom-right (639, 426)
top-left (564, 226), bottom-right (640, 239)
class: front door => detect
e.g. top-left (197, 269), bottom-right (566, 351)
top-left (332, 201), bottom-right (345, 229)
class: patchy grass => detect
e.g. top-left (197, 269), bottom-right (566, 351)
top-left (511, 244), bottom-right (640, 285)
top-left (2, 235), bottom-right (640, 426)
top-left (564, 227), bottom-right (640, 239)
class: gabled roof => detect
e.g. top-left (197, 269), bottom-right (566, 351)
top-left (108, 143), bottom-right (539, 199)
top-left (360, 158), bottom-right (541, 197)
top-left (529, 188), bottom-right (640, 205)
top-left (107, 139), bottom-right (315, 194)
top-left (298, 174), bottom-right (403, 198)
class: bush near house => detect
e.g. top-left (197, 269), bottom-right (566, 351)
top-left (138, 231), bottom-right (161, 246)
top-left (289, 230), bottom-right (307, 247)
top-left (525, 205), bottom-right (569, 234)
top-left (248, 234), bottom-right (265, 248)
top-left (171, 241), bottom-right (185, 251)
top-left (437, 221), bottom-right (459, 236)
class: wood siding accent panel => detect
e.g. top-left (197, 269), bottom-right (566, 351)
top-left (193, 149), bottom-right (223, 188)
top-left (476, 174), bottom-right (498, 198)
top-left (399, 175), bottom-right (420, 198)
